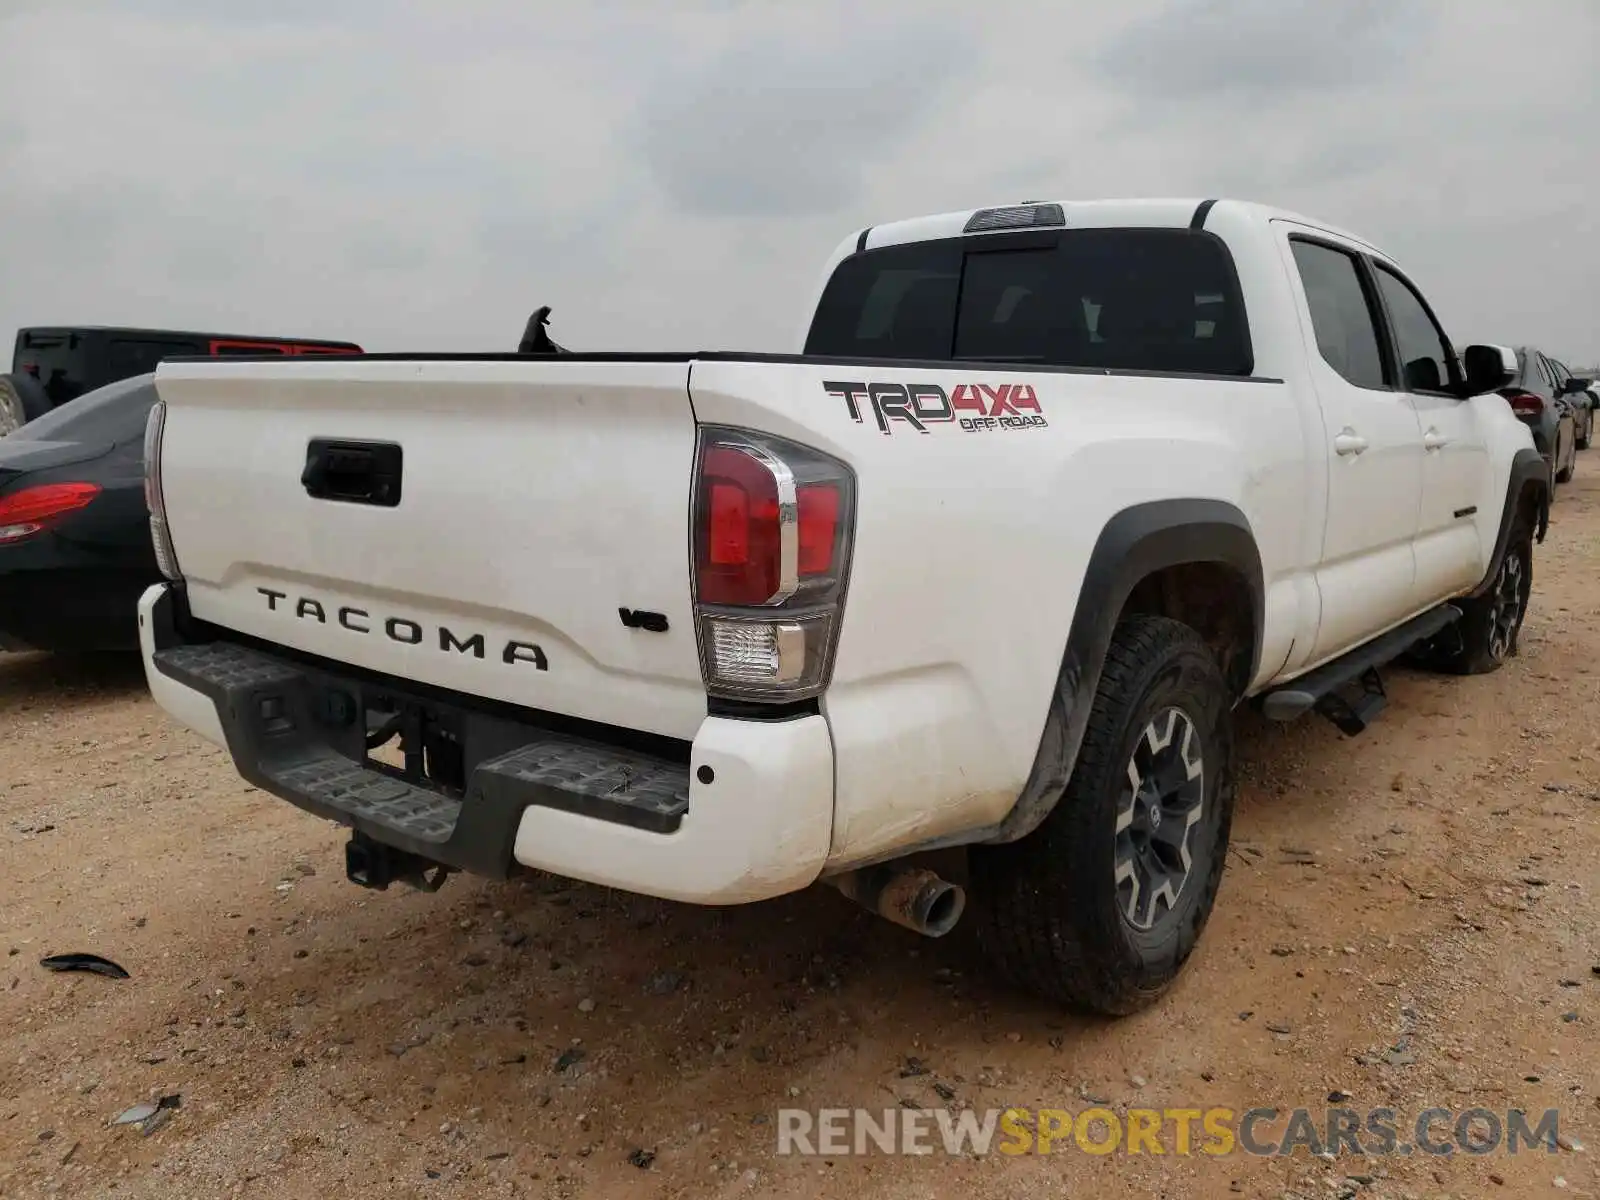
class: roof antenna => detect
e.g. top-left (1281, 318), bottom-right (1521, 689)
top-left (518, 306), bottom-right (567, 355)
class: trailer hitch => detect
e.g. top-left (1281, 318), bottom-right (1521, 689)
top-left (344, 833), bottom-right (453, 893)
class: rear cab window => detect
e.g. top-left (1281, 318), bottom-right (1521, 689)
top-left (804, 227), bottom-right (1255, 377)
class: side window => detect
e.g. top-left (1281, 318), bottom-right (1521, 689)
top-left (1289, 240), bottom-right (1387, 390)
top-left (1532, 354), bottom-right (1556, 397)
top-left (1372, 265), bottom-right (1456, 394)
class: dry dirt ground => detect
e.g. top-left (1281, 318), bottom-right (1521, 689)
top-left (3, 478), bottom-right (1599, 1200)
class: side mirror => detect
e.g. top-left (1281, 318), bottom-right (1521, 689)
top-left (1560, 376), bottom-right (1590, 396)
top-left (1460, 344), bottom-right (1516, 395)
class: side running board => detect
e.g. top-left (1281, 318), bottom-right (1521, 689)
top-left (1260, 605), bottom-right (1461, 734)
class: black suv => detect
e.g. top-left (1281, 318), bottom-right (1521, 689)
top-left (1, 326), bottom-right (362, 433)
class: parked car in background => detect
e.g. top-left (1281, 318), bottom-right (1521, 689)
top-left (1548, 357), bottom-right (1594, 450)
top-left (1584, 378), bottom-right (1600, 450)
top-left (1, 326), bottom-right (363, 433)
top-left (0, 373), bottom-right (161, 652)
top-left (1503, 346), bottom-right (1578, 485)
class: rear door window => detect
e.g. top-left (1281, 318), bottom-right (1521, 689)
top-left (805, 228), bottom-right (1254, 376)
top-left (1288, 239), bottom-right (1388, 391)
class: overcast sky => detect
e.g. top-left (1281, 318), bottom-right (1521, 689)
top-left (2, 0), bottom-right (1596, 362)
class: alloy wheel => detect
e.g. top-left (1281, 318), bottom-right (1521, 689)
top-left (1114, 707), bottom-right (1205, 932)
top-left (1487, 550), bottom-right (1525, 662)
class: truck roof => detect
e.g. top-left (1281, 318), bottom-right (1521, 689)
top-left (858, 198), bottom-right (1392, 262)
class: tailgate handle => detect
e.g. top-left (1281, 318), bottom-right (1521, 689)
top-left (302, 439), bottom-right (403, 508)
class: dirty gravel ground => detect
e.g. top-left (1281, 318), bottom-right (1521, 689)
top-left (3, 478), bottom-right (1598, 1200)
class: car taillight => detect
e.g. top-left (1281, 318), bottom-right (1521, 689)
top-left (142, 399), bottom-right (182, 580)
top-left (0, 482), bottom-right (101, 544)
top-left (1500, 388), bottom-right (1544, 418)
top-left (692, 428), bottom-right (855, 702)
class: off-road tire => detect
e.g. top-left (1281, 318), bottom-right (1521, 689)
top-left (970, 614), bottom-right (1235, 1016)
top-left (1413, 513), bottom-right (1534, 676)
top-left (0, 373), bottom-right (51, 435)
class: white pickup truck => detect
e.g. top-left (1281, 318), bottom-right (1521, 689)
top-left (138, 198), bottom-right (1549, 1015)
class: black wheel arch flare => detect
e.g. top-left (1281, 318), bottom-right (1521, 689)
top-left (993, 498), bottom-right (1263, 844)
top-left (1466, 446), bottom-right (1550, 599)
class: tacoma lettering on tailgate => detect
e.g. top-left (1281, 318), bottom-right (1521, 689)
top-left (255, 587), bottom-right (549, 670)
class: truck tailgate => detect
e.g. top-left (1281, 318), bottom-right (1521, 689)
top-left (154, 358), bottom-right (707, 740)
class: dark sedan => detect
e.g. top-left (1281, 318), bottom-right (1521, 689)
top-left (0, 373), bottom-right (159, 652)
top-left (1502, 346), bottom-right (1578, 486)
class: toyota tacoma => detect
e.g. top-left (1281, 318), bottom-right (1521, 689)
top-left (136, 198), bottom-right (1549, 1015)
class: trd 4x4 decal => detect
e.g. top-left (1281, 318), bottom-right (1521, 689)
top-left (824, 381), bottom-right (1047, 435)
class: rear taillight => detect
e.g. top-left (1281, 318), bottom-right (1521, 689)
top-left (692, 428), bottom-right (855, 702)
top-left (142, 399), bottom-right (182, 580)
top-left (0, 482), bottom-right (101, 544)
top-left (1500, 388), bottom-right (1544, 418)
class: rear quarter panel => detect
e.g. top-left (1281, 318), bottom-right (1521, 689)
top-left (688, 355), bottom-right (1318, 867)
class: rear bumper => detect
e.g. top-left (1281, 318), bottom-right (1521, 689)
top-left (137, 584), bottom-right (834, 904)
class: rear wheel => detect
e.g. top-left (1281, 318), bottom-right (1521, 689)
top-left (0, 373), bottom-right (51, 435)
top-left (970, 614), bottom-right (1235, 1015)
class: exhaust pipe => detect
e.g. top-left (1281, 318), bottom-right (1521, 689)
top-left (825, 864), bottom-right (966, 938)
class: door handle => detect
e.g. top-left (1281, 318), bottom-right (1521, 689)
top-left (1333, 430), bottom-right (1369, 457)
top-left (1423, 429), bottom-right (1451, 451)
